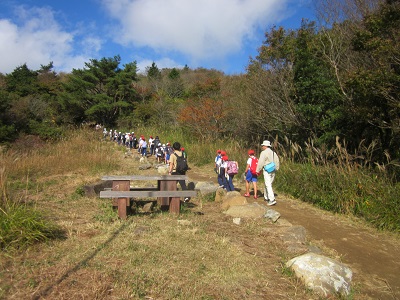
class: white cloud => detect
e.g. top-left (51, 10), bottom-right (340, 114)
top-left (0, 6), bottom-right (100, 74)
top-left (0, 0), bottom-right (309, 75)
top-left (103, 0), bottom-right (287, 60)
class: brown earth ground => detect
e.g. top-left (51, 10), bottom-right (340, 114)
top-left (187, 160), bottom-right (400, 300)
top-left (1, 150), bottom-right (399, 299)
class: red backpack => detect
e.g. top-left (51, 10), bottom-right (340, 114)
top-left (249, 156), bottom-right (258, 175)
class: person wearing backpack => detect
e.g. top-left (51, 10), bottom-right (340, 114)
top-left (153, 136), bottom-right (161, 155)
top-left (219, 155), bottom-right (229, 190)
top-left (164, 143), bottom-right (173, 165)
top-left (225, 160), bottom-right (239, 192)
top-left (214, 150), bottom-right (224, 187)
top-left (244, 149), bottom-right (258, 199)
top-left (168, 142), bottom-right (190, 202)
top-left (155, 143), bottom-right (163, 163)
top-left (256, 140), bottom-right (280, 206)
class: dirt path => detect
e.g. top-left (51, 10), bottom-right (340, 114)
top-left (274, 196), bottom-right (400, 299)
top-left (186, 163), bottom-right (400, 299)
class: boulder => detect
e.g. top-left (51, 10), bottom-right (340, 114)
top-left (214, 187), bottom-right (227, 202)
top-left (221, 195), bottom-right (248, 211)
top-left (264, 208), bottom-right (281, 223)
top-left (224, 202), bottom-right (267, 218)
top-left (281, 226), bottom-right (307, 244)
top-left (142, 202), bottom-right (153, 212)
top-left (83, 180), bottom-right (113, 197)
top-left (286, 253), bottom-right (352, 298)
top-left (280, 225), bottom-right (308, 254)
top-left (139, 163), bottom-right (152, 170)
top-left (225, 190), bottom-right (241, 199)
top-left (157, 165), bottom-right (169, 174)
top-left (195, 181), bottom-right (219, 196)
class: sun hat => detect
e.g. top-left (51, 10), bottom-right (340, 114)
top-left (217, 149), bottom-right (221, 153)
top-left (222, 155), bottom-right (228, 161)
top-left (248, 149), bottom-right (255, 155)
top-left (221, 151), bottom-right (227, 156)
top-left (261, 140), bottom-right (271, 147)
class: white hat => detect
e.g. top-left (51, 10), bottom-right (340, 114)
top-left (158, 143), bottom-right (161, 146)
top-left (261, 140), bottom-right (271, 147)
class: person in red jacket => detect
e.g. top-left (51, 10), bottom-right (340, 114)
top-left (244, 149), bottom-right (258, 199)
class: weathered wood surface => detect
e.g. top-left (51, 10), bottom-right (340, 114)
top-left (102, 175), bottom-right (188, 181)
top-left (101, 175), bottom-right (194, 217)
top-left (100, 190), bottom-right (197, 198)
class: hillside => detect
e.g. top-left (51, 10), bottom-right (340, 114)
top-left (0, 147), bottom-right (399, 299)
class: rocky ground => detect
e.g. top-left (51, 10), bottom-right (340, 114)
top-left (181, 156), bottom-right (400, 299)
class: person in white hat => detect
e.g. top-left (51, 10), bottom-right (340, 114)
top-left (256, 140), bottom-right (279, 205)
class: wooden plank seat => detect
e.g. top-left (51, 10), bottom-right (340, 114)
top-left (101, 175), bottom-right (188, 181)
top-left (100, 174), bottom-right (195, 218)
top-left (100, 190), bottom-right (198, 198)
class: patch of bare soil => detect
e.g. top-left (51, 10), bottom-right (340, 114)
top-left (187, 162), bottom-right (400, 300)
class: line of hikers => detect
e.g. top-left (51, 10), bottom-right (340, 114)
top-left (103, 128), bottom-right (187, 165)
top-left (214, 140), bottom-right (280, 206)
top-left (102, 128), bottom-right (279, 206)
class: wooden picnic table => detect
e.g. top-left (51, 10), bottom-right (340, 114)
top-left (99, 175), bottom-right (197, 219)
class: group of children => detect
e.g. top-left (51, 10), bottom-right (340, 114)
top-left (105, 129), bottom-right (187, 165)
top-left (214, 149), bottom-right (259, 198)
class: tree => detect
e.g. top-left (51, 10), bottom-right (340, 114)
top-left (292, 21), bottom-right (345, 146)
top-left (347, 0), bottom-right (400, 163)
top-left (244, 26), bottom-right (299, 142)
top-left (177, 98), bottom-right (227, 140)
top-left (59, 56), bottom-right (139, 126)
top-left (146, 62), bottom-right (162, 92)
top-left (5, 64), bottom-right (38, 97)
top-left (165, 68), bottom-right (184, 98)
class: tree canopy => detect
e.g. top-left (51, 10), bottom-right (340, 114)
top-left (0, 0), bottom-right (398, 177)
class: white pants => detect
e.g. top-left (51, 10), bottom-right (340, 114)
top-left (263, 170), bottom-right (275, 201)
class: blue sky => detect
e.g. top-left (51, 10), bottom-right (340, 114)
top-left (0, 0), bottom-right (314, 75)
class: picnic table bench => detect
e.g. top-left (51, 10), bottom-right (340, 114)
top-left (99, 175), bottom-right (197, 219)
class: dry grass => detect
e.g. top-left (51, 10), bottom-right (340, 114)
top-left (0, 129), bottom-right (321, 299)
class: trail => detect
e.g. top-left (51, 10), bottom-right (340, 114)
top-left (274, 197), bottom-right (400, 299)
top-left (187, 163), bottom-right (400, 299)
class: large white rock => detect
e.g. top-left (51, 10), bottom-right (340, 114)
top-left (286, 253), bottom-right (352, 297)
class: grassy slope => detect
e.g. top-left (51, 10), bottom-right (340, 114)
top-left (0, 130), bottom-right (321, 299)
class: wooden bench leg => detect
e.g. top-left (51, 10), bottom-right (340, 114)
top-left (158, 180), bottom-right (170, 211)
top-left (118, 198), bottom-right (128, 219)
top-left (113, 180), bottom-right (130, 219)
top-left (167, 180), bottom-right (180, 214)
top-left (169, 196), bottom-right (181, 214)
top-left (158, 179), bottom-right (179, 212)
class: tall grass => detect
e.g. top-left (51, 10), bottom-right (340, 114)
top-left (275, 136), bottom-right (400, 232)
top-left (3, 130), bottom-right (120, 180)
top-left (0, 167), bottom-right (65, 251)
top-left (0, 129), bottom-right (122, 251)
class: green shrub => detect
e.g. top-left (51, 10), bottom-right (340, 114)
top-left (0, 199), bottom-right (65, 251)
top-left (276, 161), bottom-right (400, 232)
